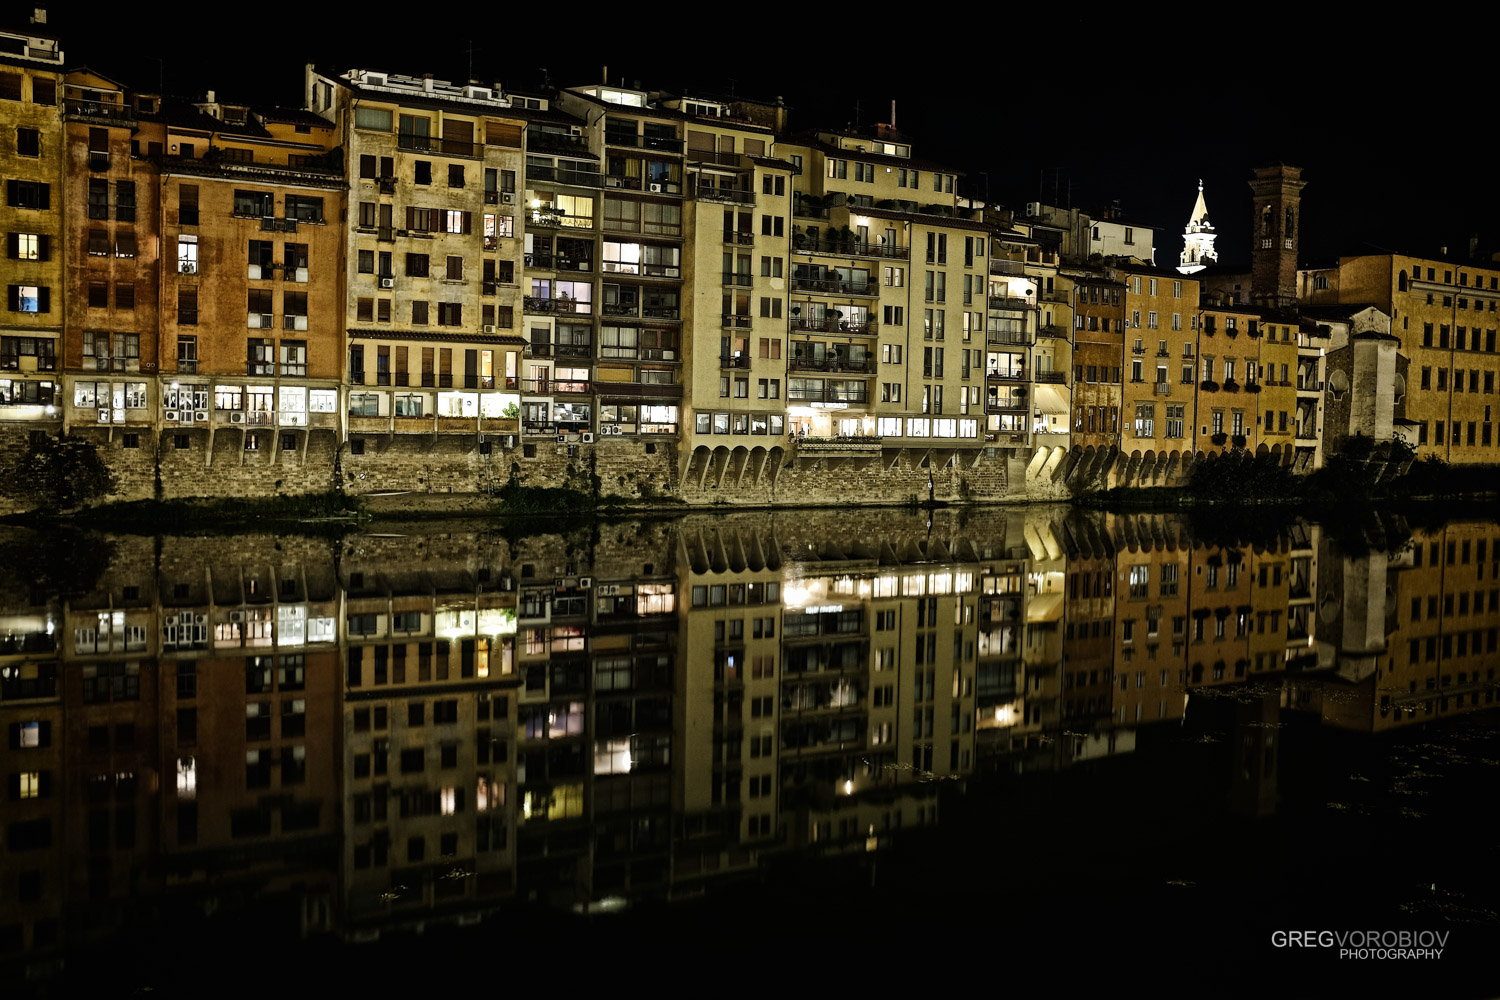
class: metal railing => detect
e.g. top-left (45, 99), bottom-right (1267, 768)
top-left (790, 276), bottom-right (877, 295)
top-left (796, 237), bottom-right (910, 260)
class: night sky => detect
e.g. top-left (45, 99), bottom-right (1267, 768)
top-left (31, 11), bottom-right (1497, 269)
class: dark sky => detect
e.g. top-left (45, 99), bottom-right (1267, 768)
top-left (38, 10), bottom-right (1496, 270)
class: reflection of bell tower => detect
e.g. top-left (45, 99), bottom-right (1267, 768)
top-left (1248, 164), bottom-right (1305, 308)
top-left (1178, 179), bottom-right (1217, 274)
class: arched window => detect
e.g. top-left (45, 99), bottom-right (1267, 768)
top-left (1260, 205), bottom-right (1272, 236)
top-left (1285, 208), bottom-right (1295, 240)
top-left (1398, 270), bottom-right (1408, 292)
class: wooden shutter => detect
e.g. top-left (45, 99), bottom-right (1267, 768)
top-left (687, 130), bottom-right (714, 152)
top-left (462, 211), bottom-right (472, 234)
top-left (743, 138), bottom-right (765, 157)
top-left (485, 121), bottom-right (522, 147)
top-left (406, 206), bottom-right (415, 231)
top-left (4, 233), bottom-right (14, 257)
top-left (38, 184), bottom-right (49, 209)
top-left (37, 235), bottom-right (49, 261)
top-left (37, 287), bottom-right (49, 313)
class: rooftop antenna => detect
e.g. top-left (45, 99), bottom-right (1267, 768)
top-left (890, 100), bottom-right (896, 130)
top-left (853, 98), bottom-right (861, 126)
top-left (467, 41), bottom-right (473, 83)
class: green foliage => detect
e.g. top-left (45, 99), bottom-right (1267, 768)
top-left (501, 402), bottom-right (520, 419)
top-left (1185, 452), bottom-right (1296, 502)
top-left (0, 434), bottom-right (116, 512)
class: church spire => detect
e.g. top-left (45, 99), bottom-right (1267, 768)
top-left (1178, 179), bottom-right (1217, 274)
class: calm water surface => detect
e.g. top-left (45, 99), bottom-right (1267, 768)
top-left (2, 505), bottom-right (1497, 995)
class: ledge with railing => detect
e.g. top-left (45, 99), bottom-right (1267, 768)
top-left (988, 294), bottom-right (1033, 310)
top-left (787, 356), bottom-right (876, 374)
top-left (721, 230), bottom-right (756, 245)
top-left (986, 331), bottom-right (1033, 347)
top-left (790, 276), bottom-right (877, 296)
top-left (720, 354), bottom-right (751, 369)
top-left (606, 133), bottom-right (685, 154)
top-left (794, 236), bottom-right (910, 260)
top-left (397, 133), bottom-right (483, 159)
top-left (524, 296), bottom-right (593, 315)
top-left (525, 165), bottom-right (604, 187)
top-left (525, 252), bottom-right (594, 272)
top-left (786, 386), bottom-right (871, 405)
top-left (790, 317), bottom-right (876, 336)
top-left (692, 185), bottom-right (756, 205)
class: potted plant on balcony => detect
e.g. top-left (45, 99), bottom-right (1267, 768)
top-left (1246, 382), bottom-right (1262, 393)
top-left (1211, 432), bottom-right (1228, 446)
top-left (1199, 379), bottom-right (1220, 392)
top-left (1222, 378), bottom-right (1240, 392)
top-left (1231, 433), bottom-right (1247, 448)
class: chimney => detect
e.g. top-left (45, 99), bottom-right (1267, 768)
top-left (31, 7), bottom-right (46, 24)
top-left (423, 74), bottom-right (434, 93)
top-left (205, 90), bottom-right (215, 104)
top-left (890, 100), bottom-right (896, 131)
top-left (1440, 246), bottom-right (1448, 256)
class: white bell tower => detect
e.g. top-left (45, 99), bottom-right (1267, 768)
top-left (1178, 179), bottom-right (1217, 274)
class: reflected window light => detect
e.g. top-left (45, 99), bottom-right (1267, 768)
top-left (176, 757), bottom-right (196, 799)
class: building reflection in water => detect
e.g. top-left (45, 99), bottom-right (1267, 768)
top-left (1, 507), bottom-right (1497, 969)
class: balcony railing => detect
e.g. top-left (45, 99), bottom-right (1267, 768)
top-left (787, 356), bottom-right (876, 374)
top-left (787, 386), bottom-right (871, 405)
top-left (692, 185), bottom-right (755, 205)
top-left (606, 133), bottom-right (685, 154)
top-left (790, 276), bottom-right (877, 296)
top-left (989, 294), bottom-right (1033, 310)
top-left (1153, 382), bottom-right (1172, 396)
top-left (525, 165), bottom-right (604, 187)
top-left (985, 370), bottom-right (1027, 382)
top-left (524, 296), bottom-right (593, 315)
top-left (65, 99), bottom-right (135, 124)
top-left (720, 354), bottom-right (750, 369)
top-left (530, 132), bottom-right (591, 154)
top-left (790, 317), bottom-right (877, 336)
top-left (795, 237), bottom-right (910, 260)
top-left (528, 211), bottom-right (595, 230)
top-left (721, 314), bottom-right (752, 329)
top-left (722, 230), bottom-right (756, 245)
top-left (594, 380), bottom-right (682, 398)
top-left (1037, 326), bottom-right (1071, 340)
top-left (986, 331), bottom-right (1033, 347)
top-left (525, 252), bottom-right (594, 272)
top-left (722, 272), bottom-right (754, 287)
top-left (521, 378), bottom-right (591, 395)
top-left (397, 133), bottom-right (483, 159)
top-left (986, 401), bottom-right (1028, 414)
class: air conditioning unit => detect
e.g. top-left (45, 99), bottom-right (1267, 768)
top-left (98, 408), bottom-right (110, 422)
top-left (164, 614), bottom-right (179, 627)
top-left (194, 410), bottom-right (209, 422)
top-left (229, 610), bottom-right (246, 623)
top-left (1025, 201), bottom-right (1041, 217)
top-left (482, 324), bottom-right (497, 334)
top-left (500, 193), bottom-right (514, 205)
top-left (380, 277), bottom-right (394, 289)
top-left (578, 576), bottom-right (593, 589)
top-left (648, 183), bottom-right (664, 193)
top-left (581, 431), bottom-right (595, 443)
top-left (502, 435), bottom-right (515, 449)
top-left (164, 409), bottom-right (179, 422)
top-left (229, 412), bottom-right (247, 424)
top-left (194, 614), bottom-right (208, 625)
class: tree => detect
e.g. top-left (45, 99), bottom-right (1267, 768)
top-left (0, 434), bottom-right (117, 512)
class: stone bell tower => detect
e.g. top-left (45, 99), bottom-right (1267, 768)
top-left (1248, 164), bottom-right (1305, 309)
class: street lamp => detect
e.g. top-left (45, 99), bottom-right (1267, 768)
top-left (926, 471), bottom-right (934, 505)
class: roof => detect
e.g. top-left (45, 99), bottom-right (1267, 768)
top-left (563, 88), bottom-right (778, 134)
top-left (854, 205), bottom-right (997, 234)
top-left (255, 105), bottom-right (334, 129)
top-left (781, 132), bottom-right (958, 175)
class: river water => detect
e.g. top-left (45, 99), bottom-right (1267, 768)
top-left (1, 505), bottom-right (1497, 994)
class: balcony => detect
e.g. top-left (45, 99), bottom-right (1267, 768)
top-left (985, 369), bottom-right (1027, 382)
top-left (522, 378), bottom-right (591, 395)
top-left (796, 237), bottom-right (910, 261)
top-left (692, 185), bottom-right (755, 205)
top-left (986, 331), bottom-right (1033, 347)
top-left (790, 317), bottom-right (877, 336)
top-left (525, 252), bottom-right (594, 273)
top-left (1037, 325), bottom-right (1071, 340)
top-left (788, 356), bottom-right (876, 374)
top-left (790, 276), bottom-right (877, 296)
top-left (1153, 382), bottom-right (1172, 396)
top-left (643, 305), bottom-right (681, 321)
top-left (786, 386), bottom-right (871, 405)
top-left (989, 259), bottom-right (1025, 277)
top-left (722, 230), bottom-right (756, 246)
top-left (722, 272), bottom-right (754, 287)
top-left (605, 133), bottom-right (685, 154)
top-left (595, 380), bottom-right (682, 399)
top-left (986, 400), bottom-right (1028, 415)
top-left (795, 436), bottom-right (883, 458)
top-left (527, 211), bottom-right (595, 230)
top-left (554, 343), bottom-right (592, 359)
top-left (524, 296), bottom-right (593, 316)
top-left (720, 354), bottom-right (750, 369)
top-left (530, 131), bottom-right (591, 155)
top-left (688, 150), bottom-right (746, 168)
top-left (721, 314), bottom-right (752, 330)
top-left (989, 294), bottom-right (1033, 310)
top-left (397, 133), bottom-right (483, 159)
top-left (525, 165), bottom-right (604, 187)
top-left (64, 99), bottom-right (135, 125)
